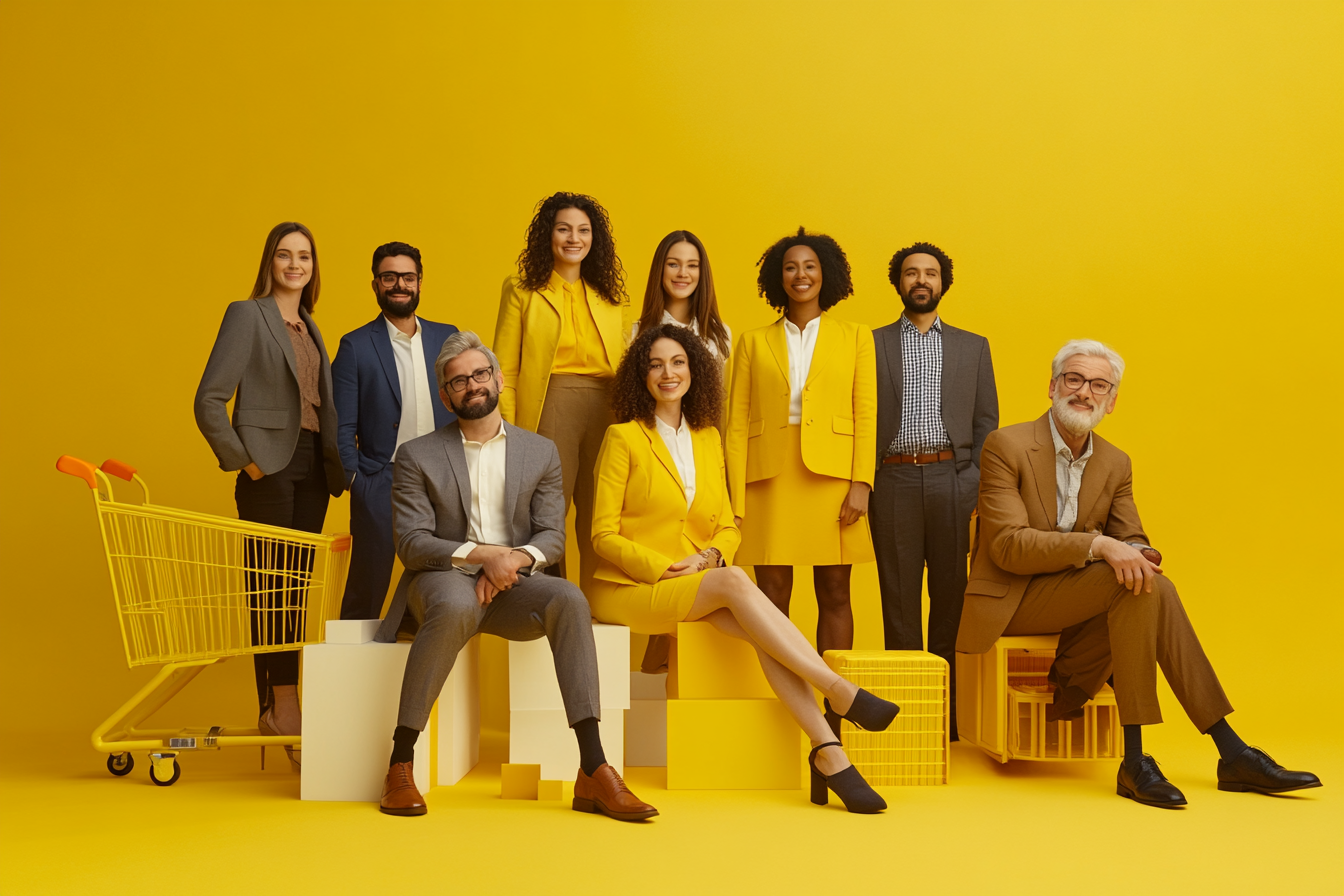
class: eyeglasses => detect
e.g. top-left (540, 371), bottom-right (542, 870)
top-left (1057, 372), bottom-right (1115, 396)
top-left (445, 366), bottom-right (494, 393)
top-left (376, 271), bottom-right (420, 287)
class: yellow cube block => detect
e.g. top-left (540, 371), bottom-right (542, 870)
top-left (667, 698), bottom-right (802, 789)
top-left (500, 763), bottom-right (540, 799)
top-left (537, 779), bottom-right (574, 801)
top-left (674, 621), bottom-right (773, 699)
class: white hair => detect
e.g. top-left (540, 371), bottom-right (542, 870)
top-left (436, 330), bottom-right (500, 390)
top-left (1051, 339), bottom-right (1125, 389)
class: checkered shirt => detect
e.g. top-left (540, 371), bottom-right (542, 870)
top-left (887, 315), bottom-right (951, 457)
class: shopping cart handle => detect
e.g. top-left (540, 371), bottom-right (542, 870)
top-left (101, 459), bottom-right (138, 481)
top-left (57, 455), bottom-right (98, 488)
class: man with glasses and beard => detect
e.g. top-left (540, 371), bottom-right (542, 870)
top-left (332, 242), bottom-right (459, 621)
top-left (373, 331), bottom-right (657, 821)
top-left (870, 242), bottom-right (997, 741)
top-left (957, 339), bottom-right (1320, 806)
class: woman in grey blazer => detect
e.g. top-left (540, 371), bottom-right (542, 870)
top-left (194, 221), bottom-right (345, 768)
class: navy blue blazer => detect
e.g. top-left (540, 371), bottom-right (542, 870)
top-left (331, 315), bottom-right (459, 487)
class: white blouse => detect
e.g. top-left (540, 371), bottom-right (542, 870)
top-left (654, 414), bottom-right (696, 507)
top-left (632, 311), bottom-right (732, 362)
top-left (783, 316), bottom-right (820, 425)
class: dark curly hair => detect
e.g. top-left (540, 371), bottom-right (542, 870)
top-left (610, 323), bottom-right (723, 430)
top-left (516, 192), bottom-right (625, 305)
top-left (756, 227), bottom-right (853, 312)
top-left (887, 242), bottom-right (954, 294)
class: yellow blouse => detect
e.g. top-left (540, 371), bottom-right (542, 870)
top-left (550, 271), bottom-right (613, 376)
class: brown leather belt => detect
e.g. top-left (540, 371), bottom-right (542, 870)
top-left (883, 449), bottom-right (954, 466)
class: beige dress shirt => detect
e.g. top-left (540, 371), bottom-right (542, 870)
top-left (449, 423), bottom-right (548, 573)
top-left (1048, 412), bottom-right (1094, 534)
top-left (386, 316), bottom-right (437, 460)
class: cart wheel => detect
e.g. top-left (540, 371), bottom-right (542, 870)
top-left (149, 759), bottom-right (181, 786)
top-left (106, 753), bottom-right (134, 776)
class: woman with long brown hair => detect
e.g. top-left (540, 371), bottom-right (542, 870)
top-left (631, 230), bottom-right (731, 362)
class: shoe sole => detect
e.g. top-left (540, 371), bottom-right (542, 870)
top-left (572, 797), bottom-right (659, 821)
top-left (1217, 780), bottom-right (1323, 795)
top-left (380, 805), bottom-right (428, 816)
top-left (1117, 783), bottom-right (1187, 808)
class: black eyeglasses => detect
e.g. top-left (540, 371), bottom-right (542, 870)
top-left (376, 272), bottom-right (420, 287)
top-left (1057, 372), bottom-right (1115, 396)
top-left (445, 366), bottom-right (494, 393)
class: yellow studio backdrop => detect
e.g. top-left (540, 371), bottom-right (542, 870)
top-left (1, 1), bottom-right (1340, 754)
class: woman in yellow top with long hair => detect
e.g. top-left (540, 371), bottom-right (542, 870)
top-left (494, 192), bottom-right (629, 588)
top-left (726, 228), bottom-right (876, 732)
top-left (590, 324), bottom-right (896, 813)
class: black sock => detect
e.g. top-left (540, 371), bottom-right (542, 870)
top-left (390, 725), bottom-right (420, 766)
top-left (1206, 717), bottom-right (1248, 761)
top-left (573, 717), bottom-right (606, 776)
top-left (1123, 724), bottom-right (1144, 761)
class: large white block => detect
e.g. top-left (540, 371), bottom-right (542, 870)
top-left (435, 636), bottom-right (480, 786)
top-left (509, 708), bottom-right (623, 779)
top-left (324, 618), bottom-right (381, 644)
top-left (508, 623), bottom-right (630, 711)
top-left (625, 700), bottom-right (667, 766)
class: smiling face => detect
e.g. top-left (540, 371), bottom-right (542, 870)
top-left (662, 240), bottom-right (701, 301)
top-left (898, 252), bottom-right (943, 314)
top-left (439, 348), bottom-right (502, 420)
top-left (645, 336), bottom-right (691, 408)
top-left (782, 244), bottom-right (822, 307)
top-left (271, 231), bottom-right (313, 294)
top-left (550, 207), bottom-right (592, 269)
top-left (374, 253), bottom-right (420, 319)
top-left (1049, 353), bottom-right (1118, 436)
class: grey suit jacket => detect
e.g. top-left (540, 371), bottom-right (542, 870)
top-left (194, 296), bottom-right (345, 496)
top-left (873, 317), bottom-right (998, 511)
top-left (374, 421), bottom-right (567, 641)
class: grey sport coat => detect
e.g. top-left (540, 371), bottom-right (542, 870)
top-left (194, 296), bottom-right (345, 496)
top-left (374, 420), bottom-right (567, 641)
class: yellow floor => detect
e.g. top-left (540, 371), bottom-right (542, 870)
top-left (1, 729), bottom-right (1339, 895)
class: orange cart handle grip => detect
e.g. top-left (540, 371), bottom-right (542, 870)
top-left (57, 455), bottom-right (99, 489)
top-left (101, 459), bottom-right (138, 481)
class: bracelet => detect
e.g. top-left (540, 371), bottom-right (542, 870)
top-left (699, 547), bottom-right (722, 568)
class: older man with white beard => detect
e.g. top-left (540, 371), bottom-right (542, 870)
top-left (956, 339), bottom-right (1321, 807)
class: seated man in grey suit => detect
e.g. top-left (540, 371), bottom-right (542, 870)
top-left (373, 330), bottom-right (657, 822)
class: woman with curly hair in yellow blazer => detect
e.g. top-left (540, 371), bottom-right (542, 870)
top-left (590, 324), bottom-right (896, 813)
top-left (494, 192), bottom-right (630, 588)
top-left (726, 228), bottom-right (876, 732)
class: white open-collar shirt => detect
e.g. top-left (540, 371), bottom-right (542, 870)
top-left (386, 316), bottom-right (437, 460)
top-left (449, 423), bottom-right (547, 574)
top-left (784, 315), bottom-right (821, 425)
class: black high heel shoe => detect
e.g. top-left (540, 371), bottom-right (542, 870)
top-left (824, 689), bottom-right (900, 732)
top-left (809, 742), bottom-right (886, 813)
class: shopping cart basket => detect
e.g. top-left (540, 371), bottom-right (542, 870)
top-left (58, 455), bottom-right (351, 786)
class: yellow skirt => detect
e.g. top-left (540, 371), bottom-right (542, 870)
top-left (735, 425), bottom-right (875, 567)
top-left (588, 570), bottom-right (709, 635)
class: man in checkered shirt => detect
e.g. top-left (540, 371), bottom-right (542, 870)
top-left (870, 242), bottom-right (997, 741)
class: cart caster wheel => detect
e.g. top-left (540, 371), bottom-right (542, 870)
top-left (149, 758), bottom-right (181, 786)
top-left (107, 753), bottom-right (134, 776)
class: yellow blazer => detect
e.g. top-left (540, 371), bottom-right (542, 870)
top-left (591, 420), bottom-right (741, 585)
top-left (493, 275), bottom-right (631, 431)
top-left (725, 313), bottom-right (876, 518)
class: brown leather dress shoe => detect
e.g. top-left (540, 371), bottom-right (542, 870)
top-left (573, 764), bottom-right (658, 821)
top-left (380, 761), bottom-right (427, 816)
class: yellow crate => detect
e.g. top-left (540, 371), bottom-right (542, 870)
top-left (822, 650), bottom-right (949, 786)
top-left (1008, 682), bottom-right (1120, 760)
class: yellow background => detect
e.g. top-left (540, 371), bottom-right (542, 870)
top-left (1, 2), bottom-right (1340, 893)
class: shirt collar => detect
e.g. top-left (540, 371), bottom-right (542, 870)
top-left (900, 314), bottom-right (942, 334)
top-left (1047, 412), bottom-right (1093, 463)
top-left (661, 310), bottom-right (699, 333)
top-left (783, 315), bottom-right (820, 337)
top-left (460, 421), bottom-right (507, 447)
top-left (548, 269), bottom-right (584, 296)
top-left (384, 315), bottom-right (421, 341)
top-left (654, 414), bottom-right (687, 439)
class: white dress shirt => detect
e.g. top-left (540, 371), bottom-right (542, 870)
top-left (386, 316), bottom-right (437, 460)
top-left (631, 312), bottom-right (732, 362)
top-left (449, 424), bottom-right (547, 573)
top-left (1048, 412), bottom-right (1094, 534)
top-left (783, 316), bottom-right (821, 424)
top-left (654, 414), bottom-right (696, 506)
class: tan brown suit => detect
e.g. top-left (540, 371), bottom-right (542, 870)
top-left (957, 413), bottom-right (1232, 731)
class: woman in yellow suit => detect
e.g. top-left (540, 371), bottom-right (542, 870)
top-left (726, 228), bottom-right (876, 729)
top-left (494, 192), bottom-right (630, 588)
top-left (591, 324), bottom-right (896, 813)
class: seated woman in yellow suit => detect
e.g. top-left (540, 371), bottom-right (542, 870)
top-left (590, 324), bottom-right (897, 813)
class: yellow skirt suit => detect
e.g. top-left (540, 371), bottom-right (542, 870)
top-left (588, 421), bottom-right (741, 634)
top-left (726, 313), bottom-right (877, 566)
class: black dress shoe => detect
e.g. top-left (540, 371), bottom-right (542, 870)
top-left (1117, 755), bottom-right (1187, 808)
top-left (823, 689), bottom-right (900, 732)
top-left (1217, 747), bottom-right (1323, 794)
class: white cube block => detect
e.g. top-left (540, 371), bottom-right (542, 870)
top-left (508, 623), bottom-right (630, 711)
top-left (509, 708), bottom-right (623, 779)
top-left (435, 635), bottom-right (480, 786)
top-left (625, 700), bottom-right (667, 766)
top-left (324, 618), bottom-right (381, 644)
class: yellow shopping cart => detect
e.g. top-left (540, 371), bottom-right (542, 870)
top-left (58, 455), bottom-right (351, 786)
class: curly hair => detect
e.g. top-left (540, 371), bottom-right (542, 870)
top-left (756, 226), bottom-right (853, 312)
top-left (516, 192), bottom-right (625, 305)
top-left (610, 323), bottom-right (723, 431)
top-left (887, 242), bottom-right (954, 294)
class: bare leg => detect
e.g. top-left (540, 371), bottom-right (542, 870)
top-left (813, 564), bottom-right (854, 655)
top-left (754, 565), bottom-right (793, 617)
top-left (269, 684), bottom-right (301, 735)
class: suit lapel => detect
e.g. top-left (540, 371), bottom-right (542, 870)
top-left (880, 323), bottom-right (903, 435)
top-left (686, 427), bottom-right (710, 515)
top-left (257, 297), bottom-right (300, 385)
top-left (590, 289), bottom-right (625, 370)
top-left (368, 316), bottom-right (402, 409)
top-left (1074, 434), bottom-right (1107, 531)
top-left (765, 317), bottom-right (790, 385)
top-left (1028, 413), bottom-right (1059, 530)
top-left (502, 423), bottom-right (523, 543)
top-left (421, 322), bottom-right (456, 427)
top-left (440, 423), bottom-right (473, 526)
top-left (939, 322), bottom-right (959, 433)
top-left (804, 313), bottom-right (835, 387)
top-left (641, 421), bottom-right (685, 495)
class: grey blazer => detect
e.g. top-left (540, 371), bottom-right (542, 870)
top-left (374, 421), bottom-right (566, 641)
top-left (194, 296), bottom-right (345, 496)
top-left (873, 318), bottom-right (998, 509)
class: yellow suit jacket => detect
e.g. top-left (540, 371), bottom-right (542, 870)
top-left (725, 313), bottom-right (876, 518)
top-left (956, 413), bottom-right (1150, 654)
top-left (493, 275), bottom-right (630, 431)
top-left (591, 420), bottom-right (741, 585)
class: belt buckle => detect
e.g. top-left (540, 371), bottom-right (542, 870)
top-left (913, 453), bottom-right (931, 466)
